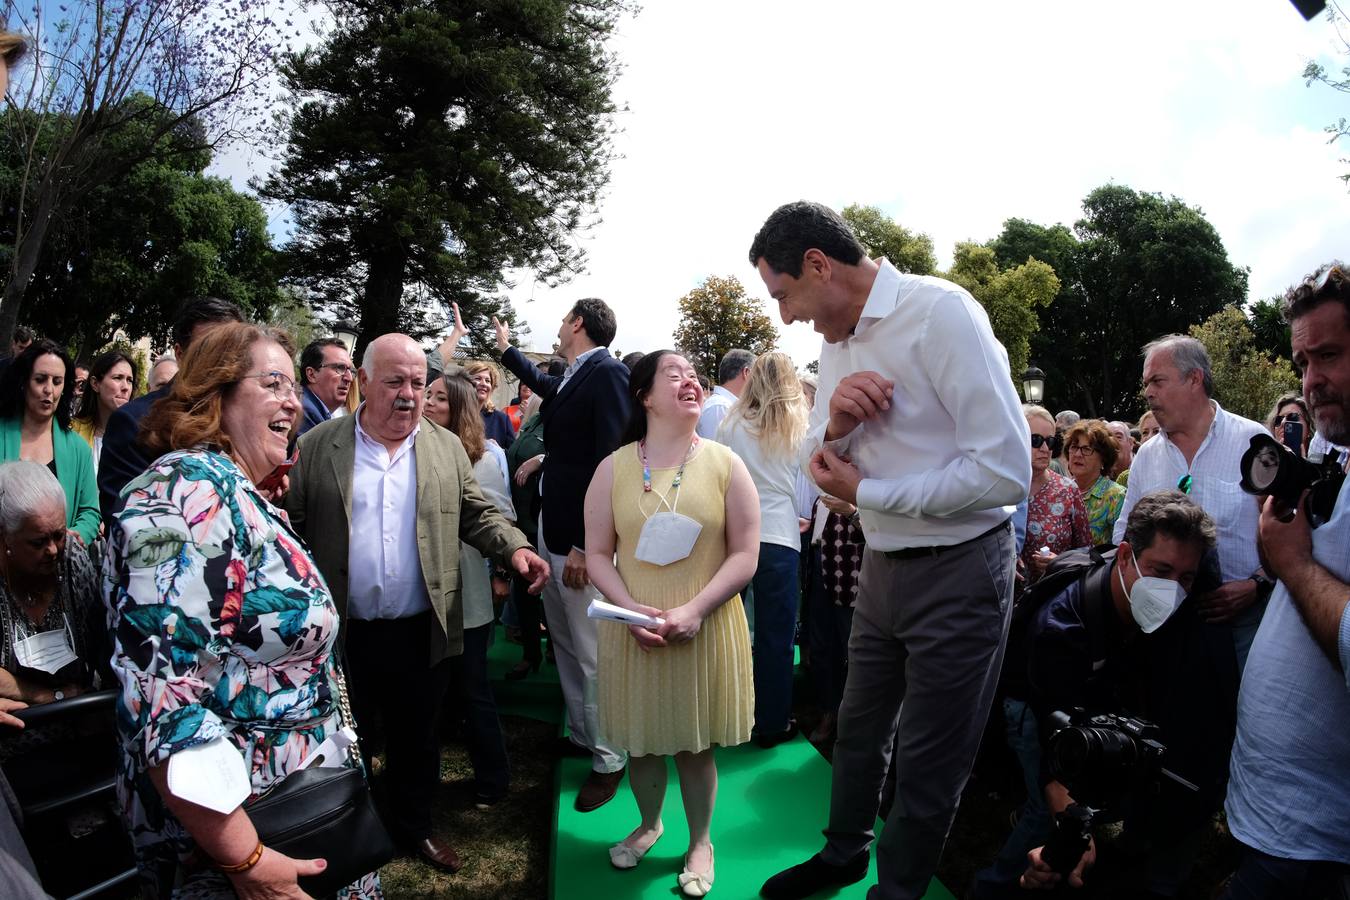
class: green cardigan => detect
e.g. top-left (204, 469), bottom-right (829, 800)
top-left (0, 416), bottom-right (101, 545)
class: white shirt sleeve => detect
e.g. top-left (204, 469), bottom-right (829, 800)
top-left (853, 297), bottom-right (1029, 518)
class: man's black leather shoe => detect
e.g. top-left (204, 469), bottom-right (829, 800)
top-left (760, 850), bottom-right (870, 899)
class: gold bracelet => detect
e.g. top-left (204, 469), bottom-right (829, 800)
top-left (217, 840), bottom-right (265, 874)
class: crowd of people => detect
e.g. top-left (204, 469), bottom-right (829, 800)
top-left (0, 185), bottom-right (1345, 900)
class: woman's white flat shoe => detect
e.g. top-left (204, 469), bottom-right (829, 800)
top-left (678, 845), bottom-right (715, 897)
top-left (609, 827), bottom-right (662, 869)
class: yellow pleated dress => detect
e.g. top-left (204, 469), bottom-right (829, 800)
top-left (597, 440), bottom-right (754, 757)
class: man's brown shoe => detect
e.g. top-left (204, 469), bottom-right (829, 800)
top-left (413, 836), bottom-right (463, 873)
top-left (574, 767), bottom-right (626, 812)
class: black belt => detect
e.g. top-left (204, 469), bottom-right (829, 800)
top-left (882, 518), bottom-right (1011, 561)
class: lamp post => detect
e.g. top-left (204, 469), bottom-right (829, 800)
top-left (1021, 365), bottom-right (1046, 404)
top-left (332, 320), bottom-right (359, 354)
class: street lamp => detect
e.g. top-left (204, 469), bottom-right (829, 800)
top-left (1021, 365), bottom-right (1046, 404)
top-left (333, 320), bottom-right (359, 354)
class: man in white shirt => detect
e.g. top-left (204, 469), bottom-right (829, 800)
top-left (697, 348), bottom-right (753, 438)
top-left (285, 334), bottom-right (549, 872)
top-left (1111, 335), bottom-right (1270, 673)
top-left (751, 202), bottom-right (1030, 900)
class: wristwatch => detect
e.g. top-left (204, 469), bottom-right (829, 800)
top-left (1250, 572), bottom-right (1276, 601)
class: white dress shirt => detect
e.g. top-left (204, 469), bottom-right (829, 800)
top-left (347, 410), bottom-right (432, 620)
top-left (697, 386), bottom-right (738, 439)
top-left (801, 259), bottom-right (1030, 551)
top-left (460, 442), bottom-right (515, 630)
top-left (1111, 400), bottom-right (1264, 584)
top-left (718, 416), bottom-right (803, 551)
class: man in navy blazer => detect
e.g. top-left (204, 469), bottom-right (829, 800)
top-left (98, 297), bottom-right (244, 523)
top-left (495, 298), bottom-right (631, 811)
top-left (298, 336), bottom-right (354, 435)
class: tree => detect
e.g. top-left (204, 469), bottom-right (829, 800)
top-left (260, 0), bottom-right (630, 355)
top-left (3, 99), bottom-right (281, 357)
top-left (841, 204), bottom-right (937, 275)
top-left (1189, 306), bottom-right (1300, 422)
top-left (1303, 1), bottom-right (1350, 185)
top-left (673, 275), bottom-right (778, 384)
top-left (946, 243), bottom-right (1060, 381)
top-left (990, 186), bottom-right (1248, 418)
top-left (1248, 296), bottom-right (1292, 364)
top-left (1, 0), bottom-right (283, 347)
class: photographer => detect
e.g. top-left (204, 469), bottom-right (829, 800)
top-left (1220, 263), bottom-right (1350, 899)
top-left (1019, 491), bottom-right (1237, 897)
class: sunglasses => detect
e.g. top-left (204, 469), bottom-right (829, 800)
top-left (1030, 433), bottom-right (1062, 452)
top-left (1177, 474), bottom-right (1193, 495)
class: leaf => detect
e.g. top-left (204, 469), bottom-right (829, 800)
top-left (241, 584), bottom-right (310, 617)
top-left (127, 526), bottom-right (189, 568)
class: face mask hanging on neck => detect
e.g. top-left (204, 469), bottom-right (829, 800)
top-left (1117, 551), bottom-right (1185, 634)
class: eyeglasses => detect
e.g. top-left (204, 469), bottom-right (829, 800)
top-left (1274, 413), bottom-right (1302, 424)
top-left (1066, 444), bottom-right (1098, 456)
top-left (1030, 433), bottom-right (1062, 452)
top-left (319, 363), bottom-right (356, 378)
top-left (240, 371), bottom-right (299, 401)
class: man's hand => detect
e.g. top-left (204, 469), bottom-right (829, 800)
top-left (819, 494), bottom-right (856, 516)
top-left (1020, 838), bottom-right (1096, 890)
top-left (825, 371), bottom-right (894, 441)
top-left (1258, 492), bottom-right (1313, 583)
top-left (1197, 579), bottom-right (1259, 623)
top-left (809, 449), bottom-right (862, 506)
top-left (491, 315), bottom-right (511, 354)
top-left (0, 698), bottom-right (28, 729)
top-left (491, 575), bottom-right (511, 602)
top-left (511, 547), bottom-right (550, 594)
top-left (514, 454), bottom-right (543, 486)
top-left (562, 548), bottom-right (589, 590)
top-left (438, 302), bottom-right (470, 359)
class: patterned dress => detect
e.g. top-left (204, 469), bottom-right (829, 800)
top-left (1022, 472), bottom-right (1092, 578)
top-left (103, 449), bottom-right (382, 899)
top-left (1082, 474), bottom-right (1126, 548)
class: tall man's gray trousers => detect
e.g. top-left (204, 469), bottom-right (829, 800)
top-left (820, 521), bottom-right (1015, 900)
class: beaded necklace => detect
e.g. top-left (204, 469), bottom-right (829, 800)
top-left (639, 436), bottom-right (698, 493)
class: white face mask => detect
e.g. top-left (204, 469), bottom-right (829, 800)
top-left (635, 511), bottom-right (703, 566)
top-left (1117, 551), bottom-right (1185, 634)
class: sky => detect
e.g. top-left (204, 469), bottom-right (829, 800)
top-left (212, 0), bottom-right (1350, 369)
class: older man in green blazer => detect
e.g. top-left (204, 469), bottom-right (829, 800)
top-left (285, 333), bottom-right (548, 874)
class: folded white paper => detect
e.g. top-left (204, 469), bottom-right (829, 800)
top-left (299, 726), bottom-right (358, 770)
top-left (166, 738), bottom-right (251, 814)
top-left (586, 598), bottom-right (665, 629)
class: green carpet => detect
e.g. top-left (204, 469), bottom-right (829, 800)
top-left (488, 626), bottom-right (954, 899)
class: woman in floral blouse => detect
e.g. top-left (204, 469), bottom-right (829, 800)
top-left (1063, 418), bottom-right (1126, 547)
top-left (1021, 406), bottom-right (1090, 582)
top-left (104, 323), bottom-right (381, 899)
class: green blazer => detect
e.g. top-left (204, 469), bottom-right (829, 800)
top-left (0, 416), bottom-right (100, 545)
top-left (284, 413), bottom-right (531, 664)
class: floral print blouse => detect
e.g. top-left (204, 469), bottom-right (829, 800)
top-left (104, 449), bottom-right (381, 899)
top-left (1023, 472), bottom-right (1091, 577)
top-left (1082, 474), bottom-right (1127, 548)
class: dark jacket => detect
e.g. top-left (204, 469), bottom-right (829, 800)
top-left (500, 346), bottom-right (629, 556)
top-left (97, 386), bottom-right (167, 524)
top-left (299, 385), bottom-right (334, 436)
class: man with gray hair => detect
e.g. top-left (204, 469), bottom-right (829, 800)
top-left (1112, 334), bottom-right (1269, 673)
top-left (285, 333), bottom-right (549, 872)
top-left (146, 355), bottom-right (178, 392)
top-left (697, 348), bottom-right (754, 438)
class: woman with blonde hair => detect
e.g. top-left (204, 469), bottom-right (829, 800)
top-left (463, 360), bottom-right (515, 449)
top-left (716, 351), bottom-right (809, 747)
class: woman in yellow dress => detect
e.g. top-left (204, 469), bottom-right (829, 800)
top-left (585, 350), bottom-right (759, 898)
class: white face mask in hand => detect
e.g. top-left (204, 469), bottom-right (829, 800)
top-left (635, 512), bottom-right (702, 566)
top-left (1118, 551), bottom-right (1185, 634)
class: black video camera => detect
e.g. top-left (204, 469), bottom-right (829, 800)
top-left (1239, 433), bottom-right (1345, 528)
top-left (1040, 710), bottom-right (1197, 876)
